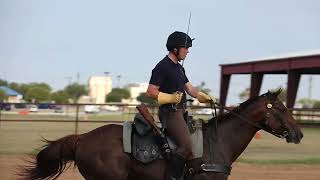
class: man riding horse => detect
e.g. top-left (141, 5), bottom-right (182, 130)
top-left (146, 31), bottom-right (217, 180)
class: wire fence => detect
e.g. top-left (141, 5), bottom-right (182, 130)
top-left (0, 103), bottom-right (319, 134)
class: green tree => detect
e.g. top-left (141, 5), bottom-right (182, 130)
top-left (8, 82), bottom-right (20, 92)
top-left (136, 92), bottom-right (156, 104)
top-left (298, 98), bottom-right (315, 108)
top-left (0, 89), bottom-right (7, 102)
top-left (196, 81), bottom-right (211, 94)
top-left (9, 82), bottom-right (52, 98)
top-left (270, 87), bottom-right (287, 102)
top-left (12, 83), bottom-right (30, 96)
top-left (106, 88), bottom-right (130, 102)
top-left (239, 87), bottom-right (250, 101)
top-left (51, 90), bottom-right (69, 104)
top-left (64, 83), bottom-right (87, 103)
top-left (25, 87), bottom-right (51, 102)
top-left (0, 79), bottom-right (8, 86)
top-left (28, 82), bottom-right (52, 92)
top-left (313, 100), bottom-right (320, 108)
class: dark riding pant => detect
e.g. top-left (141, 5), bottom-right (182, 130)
top-left (159, 108), bottom-right (193, 159)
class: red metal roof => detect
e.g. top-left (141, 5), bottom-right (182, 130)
top-left (220, 54), bottom-right (320, 75)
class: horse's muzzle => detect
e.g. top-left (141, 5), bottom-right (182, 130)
top-left (286, 127), bottom-right (303, 144)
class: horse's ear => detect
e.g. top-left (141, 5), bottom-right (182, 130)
top-left (275, 88), bottom-right (282, 97)
top-left (266, 90), bottom-right (272, 96)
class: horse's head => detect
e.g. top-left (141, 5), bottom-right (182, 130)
top-left (243, 89), bottom-right (303, 144)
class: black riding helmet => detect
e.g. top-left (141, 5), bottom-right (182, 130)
top-left (166, 31), bottom-right (194, 51)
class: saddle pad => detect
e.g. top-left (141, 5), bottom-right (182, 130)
top-left (123, 121), bottom-right (203, 158)
top-left (123, 122), bottom-right (132, 153)
top-left (190, 127), bottom-right (203, 158)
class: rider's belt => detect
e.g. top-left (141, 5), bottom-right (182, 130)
top-left (159, 103), bottom-right (186, 110)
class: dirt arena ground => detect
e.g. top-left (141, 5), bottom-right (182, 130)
top-left (1, 155), bottom-right (319, 180)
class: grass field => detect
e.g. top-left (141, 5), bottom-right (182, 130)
top-left (238, 128), bottom-right (320, 164)
top-left (0, 113), bottom-right (319, 164)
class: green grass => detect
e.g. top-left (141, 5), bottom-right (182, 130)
top-left (236, 128), bottom-right (320, 164)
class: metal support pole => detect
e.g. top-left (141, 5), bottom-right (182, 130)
top-left (287, 71), bottom-right (301, 109)
top-left (219, 74), bottom-right (231, 114)
top-left (250, 73), bottom-right (264, 98)
top-left (75, 104), bottom-right (79, 134)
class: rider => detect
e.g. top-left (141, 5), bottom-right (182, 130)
top-left (146, 31), bottom-right (216, 180)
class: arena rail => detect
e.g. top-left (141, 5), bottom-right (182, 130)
top-left (0, 103), bottom-right (319, 134)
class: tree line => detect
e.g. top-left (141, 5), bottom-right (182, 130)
top-left (0, 79), bottom-right (87, 103)
top-left (0, 78), bottom-right (156, 104)
top-left (5, 78), bottom-right (317, 108)
top-left (0, 79), bottom-right (213, 105)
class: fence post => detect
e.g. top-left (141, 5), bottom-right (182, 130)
top-left (0, 108), bottom-right (2, 128)
top-left (75, 104), bottom-right (79, 134)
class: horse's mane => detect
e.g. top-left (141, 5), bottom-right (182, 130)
top-left (209, 91), bottom-right (279, 123)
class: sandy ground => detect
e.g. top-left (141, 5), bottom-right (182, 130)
top-left (1, 155), bottom-right (319, 180)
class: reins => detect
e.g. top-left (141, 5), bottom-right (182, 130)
top-left (209, 101), bottom-right (288, 139)
top-left (210, 101), bottom-right (218, 138)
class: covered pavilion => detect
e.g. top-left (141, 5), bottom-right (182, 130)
top-left (219, 50), bottom-right (320, 109)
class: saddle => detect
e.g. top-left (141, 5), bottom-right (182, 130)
top-left (122, 113), bottom-right (232, 176)
top-left (122, 113), bottom-right (203, 164)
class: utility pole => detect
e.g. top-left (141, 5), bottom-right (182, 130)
top-left (65, 76), bottom-right (72, 86)
top-left (104, 72), bottom-right (110, 76)
top-left (117, 75), bottom-right (121, 88)
top-left (77, 72), bottom-right (80, 84)
top-left (308, 75), bottom-right (313, 99)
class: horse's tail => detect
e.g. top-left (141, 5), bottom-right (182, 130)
top-left (19, 134), bottom-right (79, 180)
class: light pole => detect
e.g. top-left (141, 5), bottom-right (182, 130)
top-left (117, 75), bottom-right (121, 88)
top-left (104, 72), bottom-right (110, 76)
top-left (308, 75), bottom-right (313, 99)
top-left (64, 76), bottom-right (72, 116)
top-left (65, 76), bottom-right (72, 86)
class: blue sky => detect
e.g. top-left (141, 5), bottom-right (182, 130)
top-left (1, 0), bottom-right (320, 104)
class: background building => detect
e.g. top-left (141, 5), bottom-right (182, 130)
top-left (123, 82), bottom-right (148, 104)
top-left (88, 76), bottom-right (112, 104)
top-left (126, 83), bottom-right (148, 99)
top-left (0, 86), bottom-right (23, 103)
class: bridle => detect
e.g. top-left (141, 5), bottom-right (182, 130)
top-left (196, 96), bottom-right (290, 176)
top-left (261, 101), bottom-right (289, 138)
top-left (211, 98), bottom-right (290, 139)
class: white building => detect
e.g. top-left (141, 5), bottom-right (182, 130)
top-left (88, 76), bottom-right (112, 104)
top-left (121, 82), bottom-right (148, 105)
top-left (126, 82), bottom-right (148, 99)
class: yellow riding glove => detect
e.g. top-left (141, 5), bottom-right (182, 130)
top-left (197, 92), bottom-right (216, 103)
top-left (157, 92), bottom-right (183, 105)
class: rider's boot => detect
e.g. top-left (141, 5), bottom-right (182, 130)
top-left (165, 153), bottom-right (186, 180)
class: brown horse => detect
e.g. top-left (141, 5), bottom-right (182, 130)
top-left (19, 90), bottom-right (303, 180)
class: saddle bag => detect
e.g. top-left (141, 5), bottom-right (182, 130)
top-left (133, 113), bottom-right (152, 136)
